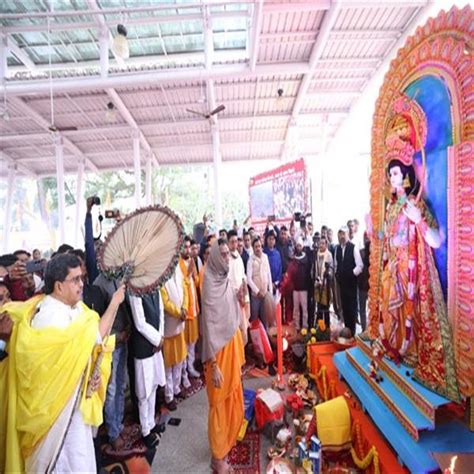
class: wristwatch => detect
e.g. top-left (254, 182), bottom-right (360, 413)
top-left (0, 340), bottom-right (7, 361)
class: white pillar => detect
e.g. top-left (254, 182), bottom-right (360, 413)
top-left (55, 135), bottom-right (66, 244)
top-left (75, 158), bottom-right (85, 247)
top-left (0, 34), bottom-right (7, 84)
top-left (145, 151), bottom-right (152, 205)
top-left (3, 164), bottom-right (16, 252)
top-left (319, 115), bottom-right (328, 227)
top-left (132, 129), bottom-right (141, 208)
top-left (99, 28), bottom-right (109, 79)
top-left (211, 123), bottom-right (223, 228)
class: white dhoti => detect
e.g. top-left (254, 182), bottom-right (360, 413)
top-left (26, 384), bottom-right (96, 474)
top-left (135, 352), bottom-right (166, 437)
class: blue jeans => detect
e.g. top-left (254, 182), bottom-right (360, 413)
top-left (104, 343), bottom-right (127, 441)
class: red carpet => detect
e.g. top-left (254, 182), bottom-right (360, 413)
top-left (227, 431), bottom-right (261, 474)
top-left (103, 455), bottom-right (151, 474)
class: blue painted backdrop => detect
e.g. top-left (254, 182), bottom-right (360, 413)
top-left (405, 75), bottom-right (452, 300)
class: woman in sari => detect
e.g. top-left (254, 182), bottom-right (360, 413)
top-left (201, 239), bottom-right (245, 473)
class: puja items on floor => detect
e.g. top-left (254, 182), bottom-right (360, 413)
top-left (287, 374), bottom-right (318, 407)
top-left (255, 388), bottom-right (285, 430)
top-left (297, 435), bottom-right (322, 473)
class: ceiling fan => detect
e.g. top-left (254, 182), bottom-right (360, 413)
top-left (186, 104), bottom-right (225, 119)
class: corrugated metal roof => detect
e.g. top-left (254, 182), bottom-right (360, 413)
top-left (0, 0), bottom-right (432, 177)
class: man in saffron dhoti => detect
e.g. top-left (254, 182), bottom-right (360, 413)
top-left (0, 253), bottom-right (124, 473)
top-left (201, 239), bottom-right (245, 473)
top-left (160, 263), bottom-right (189, 411)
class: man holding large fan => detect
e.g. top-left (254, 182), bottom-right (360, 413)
top-left (0, 253), bottom-right (124, 473)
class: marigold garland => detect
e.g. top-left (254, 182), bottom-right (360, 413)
top-left (316, 365), bottom-right (328, 401)
top-left (351, 419), bottom-right (380, 474)
top-left (350, 446), bottom-right (380, 474)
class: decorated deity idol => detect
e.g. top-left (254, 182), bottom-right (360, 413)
top-left (378, 95), bottom-right (459, 401)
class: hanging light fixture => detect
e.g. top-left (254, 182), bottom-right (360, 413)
top-left (112, 24), bottom-right (129, 59)
top-left (105, 101), bottom-right (116, 122)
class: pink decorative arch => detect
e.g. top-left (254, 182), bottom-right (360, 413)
top-left (368, 5), bottom-right (474, 397)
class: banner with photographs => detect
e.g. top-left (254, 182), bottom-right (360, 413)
top-left (249, 158), bottom-right (309, 229)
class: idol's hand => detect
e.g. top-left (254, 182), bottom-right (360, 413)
top-left (212, 364), bottom-right (224, 388)
top-left (403, 200), bottom-right (422, 224)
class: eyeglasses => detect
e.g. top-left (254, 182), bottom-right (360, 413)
top-left (64, 275), bottom-right (83, 285)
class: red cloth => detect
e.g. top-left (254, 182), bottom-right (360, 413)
top-left (254, 396), bottom-right (284, 429)
top-left (3, 275), bottom-right (29, 301)
top-left (249, 319), bottom-right (274, 364)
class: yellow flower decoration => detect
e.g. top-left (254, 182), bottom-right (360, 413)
top-left (301, 328), bottom-right (308, 336)
top-left (310, 337), bottom-right (316, 344)
top-left (310, 328), bottom-right (317, 335)
top-left (318, 320), bottom-right (326, 331)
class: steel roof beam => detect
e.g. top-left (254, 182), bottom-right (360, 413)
top-left (1, 151), bottom-right (37, 179)
top-left (6, 38), bottom-right (37, 72)
top-left (0, 62), bottom-right (310, 95)
top-left (106, 88), bottom-right (159, 167)
top-left (7, 96), bottom-right (99, 173)
top-left (249, 0), bottom-right (263, 71)
top-left (281, 0), bottom-right (342, 161)
top-left (1, 109), bottom-right (348, 142)
top-left (1, 10), bottom-right (248, 34)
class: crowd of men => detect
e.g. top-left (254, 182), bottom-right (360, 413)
top-left (0, 201), bottom-right (370, 470)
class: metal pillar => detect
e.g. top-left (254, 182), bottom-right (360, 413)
top-left (133, 128), bottom-right (141, 208)
top-left (3, 164), bottom-right (16, 252)
top-left (55, 135), bottom-right (66, 244)
top-left (319, 114), bottom-right (328, 227)
top-left (99, 27), bottom-right (109, 79)
top-left (75, 158), bottom-right (85, 246)
top-left (0, 34), bottom-right (7, 83)
top-left (211, 123), bottom-right (223, 228)
top-left (145, 151), bottom-right (152, 205)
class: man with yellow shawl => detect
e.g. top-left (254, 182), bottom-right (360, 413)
top-left (179, 236), bottom-right (201, 385)
top-left (0, 253), bottom-right (124, 473)
top-left (160, 262), bottom-right (189, 411)
top-left (201, 239), bottom-right (245, 474)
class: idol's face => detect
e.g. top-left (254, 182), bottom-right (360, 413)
top-left (389, 165), bottom-right (404, 190)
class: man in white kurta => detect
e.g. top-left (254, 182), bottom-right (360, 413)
top-left (129, 292), bottom-right (166, 447)
top-left (227, 230), bottom-right (250, 344)
top-left (17, 254), bottom-right (124, 474)
top-left (28, 295), bottom-right (98, 474)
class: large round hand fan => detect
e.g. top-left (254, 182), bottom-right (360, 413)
top-left (98, 205), bottom-right (185, 295)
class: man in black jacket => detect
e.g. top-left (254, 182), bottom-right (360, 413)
top-left (334, 227), bottom-right (363, 336)
top-left (129, 292), bottom-right (165, 448)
